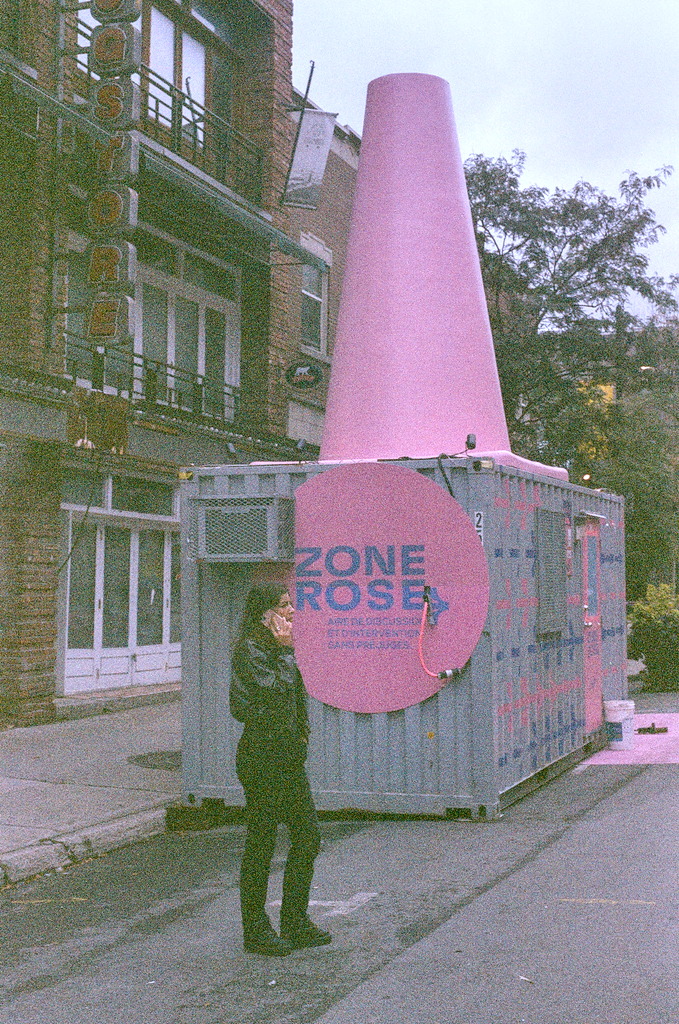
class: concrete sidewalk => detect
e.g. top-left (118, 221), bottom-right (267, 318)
top-left (0, 688), bottom-right (676, 887)
top-left (0, 704), bottom-right (182, 885)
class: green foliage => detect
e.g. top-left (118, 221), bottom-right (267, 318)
top-left (628, 584), bottom-right (679, 690)
top-left (595, 394), bottom-right (679, 600)
top-left (465, 151), bottom-right (679, 594)
top-left (464, 150), bottom-right (677, 466)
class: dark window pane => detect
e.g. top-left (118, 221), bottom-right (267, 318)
top-left (536, 510), bottom-right (567, 634)
top-left (103, 527), bottom-right (130, 647)
top-left (67, 524), bottom-right (96, 649)
top-left (170, 532), bottom-right (181, 643)
top-left (142, 283), bottom-right (169, 366)
top-left (137, 530), bottom-right (165, 646)
top-left (301, 292), bottom-right (322, 348)
top-left (112, 477), bottom-right (174, 516)
top-left (303, 265), bottom-right (322, 297)
top-left (137, 233), bottom-right (177, 275)
top-left (62, 472), bottom-right (104, 507)
top-left (204, 307), bottom-right (226, 415)
top-left (174, 296), bottom-right (199, 376)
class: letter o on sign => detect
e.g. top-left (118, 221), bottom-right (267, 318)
top-left (88, 190), bottom-right (123, 229)
top-left (93, 25), bottom-right (127, 65)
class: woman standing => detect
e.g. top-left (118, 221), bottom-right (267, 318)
top-left (230, 582), bottom-right (331, 957)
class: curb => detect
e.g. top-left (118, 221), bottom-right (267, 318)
top-left (53, 684), bottom-right (181, 721)
top-left (0, 805), bottom-right (170, 886)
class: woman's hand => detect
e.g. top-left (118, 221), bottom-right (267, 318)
top-left (262, 610), bottom-right (294, 646)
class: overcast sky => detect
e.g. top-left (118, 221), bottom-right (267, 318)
top-left (292, 0), bottom-right (679, 291)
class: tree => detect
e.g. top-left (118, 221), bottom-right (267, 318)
top-left (595, 392), bottom-right (679, 599)
top-left (464, 151), bottom-right (678, 467)
top-left (464, 152), bottom-right (679, 594)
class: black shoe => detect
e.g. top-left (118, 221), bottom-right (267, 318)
top-left (281, 917), bottom-right (332, 949)
top-left (244, 929), bottom-right (293, 957)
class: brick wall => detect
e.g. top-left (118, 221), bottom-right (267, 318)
top-left (249, 0), bottom-right (298, 437)
top-left (0, 440), bottom-right (61, 726)
top-left (288, 132), bottom-right (360, 361)
top-left (283, 126), bottom-right (360, 428)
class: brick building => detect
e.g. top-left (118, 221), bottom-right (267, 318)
top-left (0, 0), bottom-right (359, 725)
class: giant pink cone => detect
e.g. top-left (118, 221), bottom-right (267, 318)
top-left (320, 73), bottom-right (566, 480)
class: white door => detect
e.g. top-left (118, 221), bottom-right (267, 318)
top-left (64, 518), bottom-right (181, 694)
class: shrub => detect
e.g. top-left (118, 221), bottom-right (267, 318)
top-left (628, 584), bottom-right (679, 690)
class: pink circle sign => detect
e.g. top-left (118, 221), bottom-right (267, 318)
top-left (293, 463), bottom-right (489, 712)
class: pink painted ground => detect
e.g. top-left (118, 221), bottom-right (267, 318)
top-left (584, 713), bottom-right (679, 765)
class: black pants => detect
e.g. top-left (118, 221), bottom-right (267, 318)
top-left (236, 736), bottom-right (321, 938)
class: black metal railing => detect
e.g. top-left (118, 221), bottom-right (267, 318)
top-left (61, 333), bottom-right (240, 424)
top-left (75, 19), bottom-right (263, 204)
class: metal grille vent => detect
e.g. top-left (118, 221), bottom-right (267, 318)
top-left (190, 497), bottom-right (294, 562)
top-left (536, 509), bottom-right (567, 634)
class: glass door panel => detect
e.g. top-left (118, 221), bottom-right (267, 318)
top-left (137, 530), bottom-right (165, 646)
top-left (103, 527), bottom-right (130, 647)
top-left (142, 283), bottom-right (169, 402)
top-left (182, 32), bottom-right (206, 147)
top-left (67, 524), bottom-right (97, 648)
top-left (204, 307), bottom-right (225, 416)
top-left (174, 296), bottom-right (199, 409)
top-left (148, 6), bottom-right (175, 125)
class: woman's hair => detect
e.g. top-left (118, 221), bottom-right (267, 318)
top-left (237, 582), bottom-right (289, 641)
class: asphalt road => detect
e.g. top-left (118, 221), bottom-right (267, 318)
top-left (0, 763), bottom-right (677, 1024)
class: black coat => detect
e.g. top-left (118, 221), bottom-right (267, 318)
top-left (230, 624), bottom-right (309, 767)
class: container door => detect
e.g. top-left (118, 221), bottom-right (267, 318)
top-left (582, 521), bottom-right (603, 732)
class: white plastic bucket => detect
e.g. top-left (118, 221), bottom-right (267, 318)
top-left (603, 700), bottom-right (635, 750)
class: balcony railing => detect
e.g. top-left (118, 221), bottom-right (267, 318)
top-left (75, 19), bottom-right (264, 205)
top-left (61, 333), bottom-right (240, 425)
top-left (138, 64), bottom-right (264, 205)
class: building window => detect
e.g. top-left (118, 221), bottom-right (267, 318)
top-left (300, 233), bottom-right (331, 355)
top-left (301, 265), bottom-right (324, 350)
top-left (146, 2), bottom-right (234, 140)
top-left (148, 6), bottom-right (206, 141)
top-left (112, 477), bottom-right (175, 516)
top-left (136, 239), bottom-right (241, 421)
top-left (62, 230), bottom-right (240, 422)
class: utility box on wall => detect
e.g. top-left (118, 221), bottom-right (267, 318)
top-left (180, 457), bottom-right (626, 819)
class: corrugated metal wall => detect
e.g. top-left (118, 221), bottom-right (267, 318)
top-left (180, 459), bottom-right (626, 818)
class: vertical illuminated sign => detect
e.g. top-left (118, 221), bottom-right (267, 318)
top-left (84, 0), bottom-right (141, 361)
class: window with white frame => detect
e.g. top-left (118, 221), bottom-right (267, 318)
top-left (148, 5), bottom-right (206, 141)
top-left (61, 471), bottom-right (181, 664)
top-left (63, 228), bottom-right (241, 422)
top-left (145, 2), bottom-right (234, 139)
top-left (300, 233), bottom-right (331, 355)
top-left (135, 234), bottom-right (241, 421)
